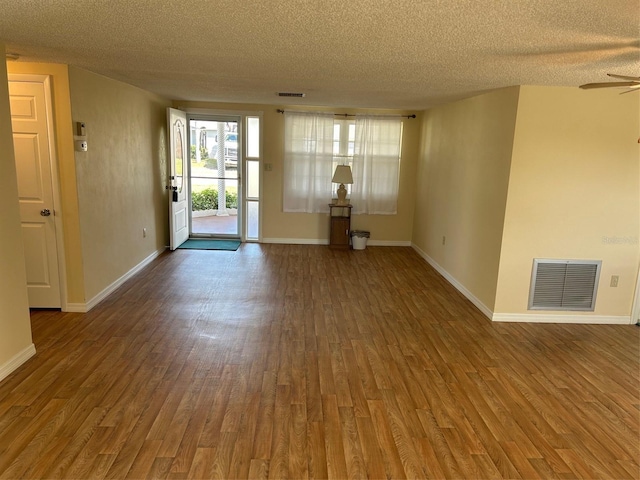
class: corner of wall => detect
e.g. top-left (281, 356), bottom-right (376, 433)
top-left (0, 45), bottom-right (35, 376)
top-left (411, 87), bottom-right (520, 312)
top-left (494, 85), bottom-right (640, 319)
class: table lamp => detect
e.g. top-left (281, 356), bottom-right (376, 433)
top-left (332, 165), bottom-right (353, 206)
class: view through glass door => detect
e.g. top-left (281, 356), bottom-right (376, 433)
top-left (189, 118), bottom-right (240, 238)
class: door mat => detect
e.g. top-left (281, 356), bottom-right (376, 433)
top-left (178, 239), bottom-right (241, 251)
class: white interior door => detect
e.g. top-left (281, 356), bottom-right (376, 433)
top-left (9, 78), bottom-right (61, 308)
top-left (168, 108), bottom-right (189, 250)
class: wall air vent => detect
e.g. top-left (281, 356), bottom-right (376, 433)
top-left (277, 92), bottom-right (306, 98)
top-left (528, 259), bottom-right (601, 311)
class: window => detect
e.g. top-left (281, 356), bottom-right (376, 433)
top-left (283, 112), bottom-right (335, 213)
top-left (332, 119), bottom-right (356, 196)
top-left (283, 112), bottom-right (402, 214)
top-left (245, 116), bottom-right (261, 240)
top-left (351, 115), bottom-right (403, 214)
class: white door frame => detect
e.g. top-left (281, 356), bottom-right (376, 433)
top-left (632, 264), bottom-right (640, 325)
top-left (187, 113), bottom-right (243, 240)
top-left (8, 73), bottom-right (68, 311)
top-left (183, 107), bottom-right (264, 242)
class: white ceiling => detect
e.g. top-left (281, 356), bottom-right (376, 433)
top-left (1, 0), bottom-right (639, 110)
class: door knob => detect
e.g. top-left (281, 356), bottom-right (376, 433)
top-left (40, 209), bottom-right (51, 217)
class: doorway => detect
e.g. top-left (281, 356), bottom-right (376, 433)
top-left (189, 117), bottom-right (240, 238)
top-left (8, 74), bottom-right (65, 308)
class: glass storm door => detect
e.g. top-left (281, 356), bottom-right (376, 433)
top-left (189, 117), bottom-right (240, 238)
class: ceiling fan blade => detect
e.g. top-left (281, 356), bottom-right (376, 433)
top-left (607, 73), bottom-right (640, 81)
top-left (579, 81), bottom-right (640, 89)
top-left (619, 84), bottom-right (640, 94)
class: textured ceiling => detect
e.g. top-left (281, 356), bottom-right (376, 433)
top-left (1, 0), bottom-right (639, 109)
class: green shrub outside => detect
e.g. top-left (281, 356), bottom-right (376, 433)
top-left (191, 188), bottom-right (238, 211)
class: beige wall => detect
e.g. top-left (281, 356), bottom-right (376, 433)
top-left (412, 87), bottom-right (520, 311)
top-left (173, 101), bottom-right (419, 243)
top-left (68, 67), bottom-right (170, 301)
top-left (6, 61), bottom-right (85, 304)
top-left (494, 86), bottom-right (640, 317)
top-left (0, 50), bottom-right (33, 374)
top-left (5, 62), bottom-right (635, 324)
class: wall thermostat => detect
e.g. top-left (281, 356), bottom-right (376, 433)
top-left (75, 140), bottom-right (88, 152)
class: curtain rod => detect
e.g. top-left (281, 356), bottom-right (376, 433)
top-left (276, 109), bottom-right (415, 119)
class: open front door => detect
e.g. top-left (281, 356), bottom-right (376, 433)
top-left (168, 108), bottom-right (189, 250)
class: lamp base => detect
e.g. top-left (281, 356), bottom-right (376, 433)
top-left (335, 183), bottom-right (348, 206)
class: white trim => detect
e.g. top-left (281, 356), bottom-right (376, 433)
top-left (0, 344), bottom-right (36, 384)
top-left (183, 107), bottom-right (265, 117)
top-left (74, 248), bottom-right (165, 313)
top-left (42, 75), bottom-right (69, 311)
top-left (64, 303), bottom-right (88, 313)
top-left (262, 238), bottom-right (412, 247)
top-left (368, 240), bottom-right (411, 247)
top-left (632, 265), bottom-right (640, 325)
top-left (410, 243), bottom-right (632, 325)
top-left (492, 313), bottom-right (630, 324)
top-left (411, 243), bottom-right (493, 319)
top-left (263, 238), bottom-right (329, 245)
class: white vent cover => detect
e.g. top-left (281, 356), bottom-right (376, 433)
top-left (529, 259), bottom-right (601, 311)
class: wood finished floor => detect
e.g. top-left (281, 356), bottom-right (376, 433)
top-left (0, 244), bottom-right (638, 479)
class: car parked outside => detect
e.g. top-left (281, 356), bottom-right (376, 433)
top-left (210, 133), bottom-right (238, 168)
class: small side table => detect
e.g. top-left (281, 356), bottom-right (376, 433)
top-left (329, 204), bottom-right (352, 249)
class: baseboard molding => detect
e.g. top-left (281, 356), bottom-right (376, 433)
top-left (410, 244), bottom-right (632, 325)
top-left (492, 313), bottom-right (631, 324)
top-left (0, 343), bottom-right (36, 384)
top-left (411, 243), bottom-right (494, 319)
top-left (262, 238), bottom-right (329, 245)
top-left (68, 248), bottom-right (166, 313)
top-left (367, 240), bottom-right (412, 247)
top-left (64, 303), bottom-right (88, 313)
top-left (262, 238), bottom-right (411, 247)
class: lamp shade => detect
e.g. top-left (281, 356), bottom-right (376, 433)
top-left (332, 165), bottom-right (353, 184)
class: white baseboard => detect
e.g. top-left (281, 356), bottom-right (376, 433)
top-left (411, 243), bottom-right (494, 319)
top-left (368, 240), bottom-right (412, 247)
top-left (64, 303), bottom-right (88, 313)
top-left (262, 238), bottom-right (411, 247)
top-left (0, 343), bottom-right (36, 384)
top-left (492, 313), bottom-right (631, 324)
top-left (68, 248), bottom-right (165, 313)
top-left (262, 238), bottom-right (329, 245)
top-left (410, 244), bottom-right (632, 325)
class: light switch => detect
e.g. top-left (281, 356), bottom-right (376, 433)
top-left (75, 122), bottom-right (86, 136)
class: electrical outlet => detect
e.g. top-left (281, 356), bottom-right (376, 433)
top-left (610, 275), bottom-right (619, 287)
top-left (143, 227), bottom-right (147, 238)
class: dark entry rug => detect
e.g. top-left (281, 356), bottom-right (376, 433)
top-left (177, 239), bottom-right (241, 251)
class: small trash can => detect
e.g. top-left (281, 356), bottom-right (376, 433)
top-left (350, 230), bottom-right (370, 250)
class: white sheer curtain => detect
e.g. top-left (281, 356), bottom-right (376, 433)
top-left (351, 115), bottom-right (402, 214)
top-left (283, 111), bottom-right (335, 213)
